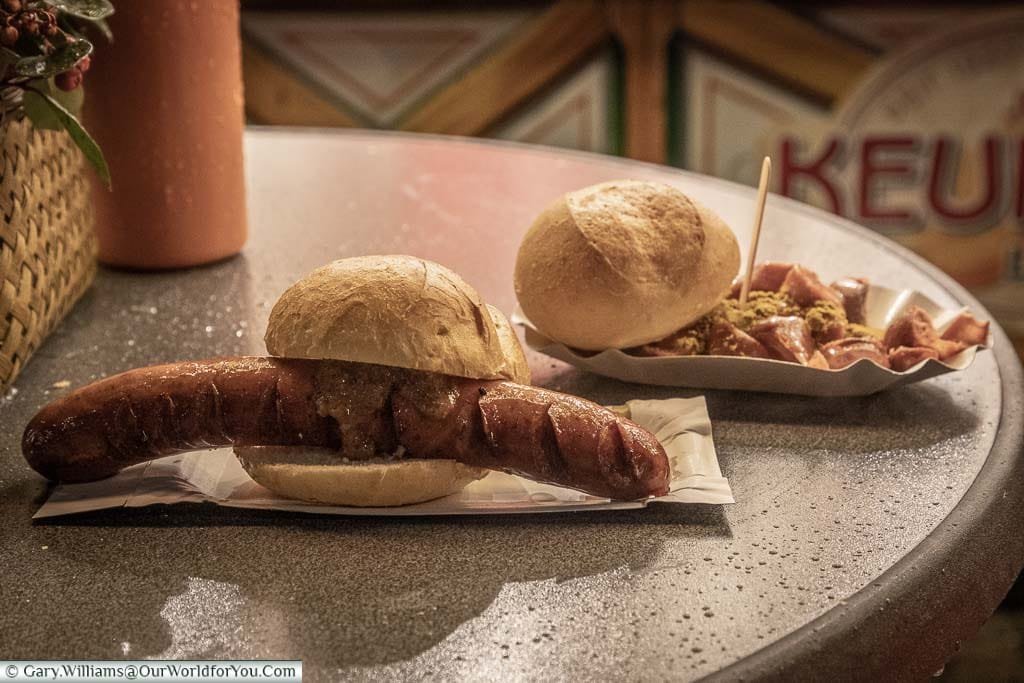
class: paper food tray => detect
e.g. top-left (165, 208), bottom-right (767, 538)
top-left (515, 285), bottom-right (991, 397)
top-left (34, 397), bottom-right (732, 519)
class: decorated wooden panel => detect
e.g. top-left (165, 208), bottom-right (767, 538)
top-left (673, 5), bottom-right (1024, 336)
top-left (489, 53), bottom-right (618, 155)
top-left (243, 10), bottom-right (532, 128)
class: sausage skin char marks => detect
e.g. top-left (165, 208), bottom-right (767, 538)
top-left (22, 357), bottom-right (670, 501)
top-left (393, 380), bottom-right (669, 501)
top-left (22, 358), bottom-right (335, 483)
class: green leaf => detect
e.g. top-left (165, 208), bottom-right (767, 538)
top-left (14, 39), bottom-right (91, 78)
top-left (22, 78), bottom-right (84, 127)
top-left (25, 88), bottom-right (111, 187)
top-left (91, 17), bottom-right (113, 42)
top-left (23, 88), bottom-right (63, 130)
top-left (50, 79), bottom-right (84, 115)
top-left (0, 47), bottom-right (19, 67)
top-left (43, 0), bottom-right (115, 21)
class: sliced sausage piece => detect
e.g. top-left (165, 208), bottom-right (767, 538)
top-left (888, 346), bottom-right (940, 372)
top-left (748, 316), bottom-right (818, 364)
top-left (707, 321), bottom-right (770, 358)
top-left (779, 266), bottom-right (843, 307)
top-left (883, 306), bottom-right (964, 359)
top-left (729, 262), bottom-right (795, 297)
top-left (830, 277), bottom-right (869, 325)
top-left (821, 338), bottom-right (890, 370)
top-left (940, 311), bottom-right (989, 347)
top-left (807, 351), bottom-right (830, 370)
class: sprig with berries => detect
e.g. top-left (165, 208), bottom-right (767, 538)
top-left (1, 0), bottom-right (112, 185)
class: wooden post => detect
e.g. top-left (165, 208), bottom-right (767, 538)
top-left (605, 0), bottom-right (676, 164)
top-left (242, 42), bottom-right (360, 127)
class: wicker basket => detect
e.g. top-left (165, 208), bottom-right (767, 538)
top-left (0, 113), bottom-right (97, 392)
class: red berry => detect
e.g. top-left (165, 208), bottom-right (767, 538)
top-left (54, 69), bottom-right (82, 91)
top-left (77, 55), bottom-right (91, 73)
top-left (2, 0), bottom-right (22, 13)
top-left (0, 26), bottom-right (16, 47)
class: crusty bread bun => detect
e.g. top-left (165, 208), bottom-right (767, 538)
top-left (246, 255), bottom-right (529, 507)
top-left (514, 181), bottom-right (740, 350)
top-left (266, 254), bottom-right (520, 381)
top-left (235, 446), bottom-right (487, 507)
top-left (487, 304), bottom-right (531, 384)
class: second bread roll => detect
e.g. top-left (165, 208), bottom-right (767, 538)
top-left (514, 181), bottom-right (740, 350)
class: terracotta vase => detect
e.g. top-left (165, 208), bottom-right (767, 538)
top-left (84, 0), bottom-right (247, 269)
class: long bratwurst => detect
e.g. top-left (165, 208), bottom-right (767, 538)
top-left (22, 357), bottom-right (670, 500)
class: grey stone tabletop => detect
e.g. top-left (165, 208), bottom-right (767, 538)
top-left (1, 130), bottom-right (1021, 681)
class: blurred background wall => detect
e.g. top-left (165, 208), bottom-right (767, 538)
top-left (239, 0), bottom-right (1024, 359)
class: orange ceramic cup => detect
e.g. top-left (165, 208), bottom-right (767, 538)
top-left (84, 1), bottom-right (247, 269)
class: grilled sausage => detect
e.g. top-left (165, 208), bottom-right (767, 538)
top-left (393, 379), bottom-right (670, 500)
top-left (22, 357), bottom-right (339, 483)
top-left (23, 357), bottom-right (670, 500)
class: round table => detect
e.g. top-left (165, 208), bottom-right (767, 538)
top-left (1, 130), bottom-right (1022, 681)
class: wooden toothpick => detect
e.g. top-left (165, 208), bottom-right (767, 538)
top-left (739, 156), bottom-right (772, 306)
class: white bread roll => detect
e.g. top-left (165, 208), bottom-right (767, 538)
top-left (514, 181), bottom-right (740, 350)
top-left (487, 303), bottom-right (531, 384)
top-left (234, 446), bottom-right (487, 507)
top-left (265, 254), bottom-right (521, 381)
top-left (247, 255), bottom-right (531, 507)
